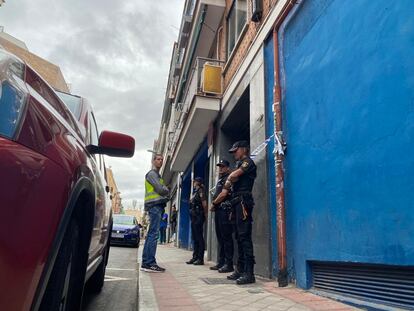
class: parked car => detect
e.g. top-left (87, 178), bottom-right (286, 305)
top-left (0, 49), bottom-right (135, 311)
top-left (111, 214), bottom-right (140, 247)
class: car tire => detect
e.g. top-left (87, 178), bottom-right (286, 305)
top-left (40, 219), bottom-right (84, 311)
top-left (87, 228), bottom-right (111, 293)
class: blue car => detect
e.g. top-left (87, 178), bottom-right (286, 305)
top-left (111, 215), bottom-right (140, 247)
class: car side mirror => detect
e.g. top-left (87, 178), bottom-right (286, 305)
top-left (87, 130), bottom-right (135, 158)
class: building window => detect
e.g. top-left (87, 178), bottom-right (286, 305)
top-left (185, 0), bottom-right (196, 16)
top-left (227, 0), bottom-right (248, 57)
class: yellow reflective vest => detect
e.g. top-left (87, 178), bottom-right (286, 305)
top-left (144, 172), bottom-right (166, 207)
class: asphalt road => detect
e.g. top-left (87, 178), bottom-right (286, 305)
top-left (82, 245), bottom-right (139, 311)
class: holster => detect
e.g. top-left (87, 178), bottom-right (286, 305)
top-left (231, 193), bottom-right (254, 221)
top-left (190, 204), bottom-right (202, 218)
top-left (230, 196), bottom-right (242, 206)
top-left (220, 200), bottom-right (233, 210)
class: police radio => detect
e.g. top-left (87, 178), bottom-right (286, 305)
top-left (251, 0), bottom-right (263, 22)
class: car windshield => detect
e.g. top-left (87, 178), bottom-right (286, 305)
top-left (56, 91), bottom-right (82, 120)
top-left (113, 215), bottom-right (135, 225)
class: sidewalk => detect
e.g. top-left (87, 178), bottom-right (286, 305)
top-left (138, 244), bottom-right (360, 311)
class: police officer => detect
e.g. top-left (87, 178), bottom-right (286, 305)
top-left (210, 160), bottom-right (234, 273)
top-left (186, 177), bottom-right (207, 265)
top-left (213, 141), bottom-right (257, 284)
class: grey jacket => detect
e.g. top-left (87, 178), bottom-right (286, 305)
top-left (145, 169), bottom-right (169, 209)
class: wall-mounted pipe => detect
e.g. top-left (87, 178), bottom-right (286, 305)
top-left (272, 0), bottom-right (296, 288)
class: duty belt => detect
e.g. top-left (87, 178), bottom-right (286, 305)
top-left (232, 191), bottom-right (252, 196)
top-left (230, 191), bottom-right (252, 204)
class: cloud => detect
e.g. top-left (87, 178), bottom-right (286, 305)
top-left (0, 0), bottom-right (184, 206)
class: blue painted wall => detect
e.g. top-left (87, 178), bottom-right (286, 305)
top-left (264, 35), bottom-right (278, 277)
top-left (279, 0), bottom-right (414, 288)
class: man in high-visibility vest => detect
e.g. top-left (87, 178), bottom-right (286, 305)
top-left (141, 153), bottom-right (170, 273)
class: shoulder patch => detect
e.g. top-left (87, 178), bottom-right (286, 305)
top-left (242, 161), bottom-right (249, 168)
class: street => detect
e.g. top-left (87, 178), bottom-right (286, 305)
top-left (82, 246), bottom-right (138, 311)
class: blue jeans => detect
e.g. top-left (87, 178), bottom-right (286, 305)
top-left (142, 205), bottom-right (163, 266)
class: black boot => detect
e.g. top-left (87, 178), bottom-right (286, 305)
top-left (193, 259), bottom-right (204, 265)
top-left (227, 270), bottom-right (242, 280)
top-left (236, 273), bottom-right (255, 284)
top-left (218, 264), bottom-right (234, 273)
top-left (210, 263), bottom-right (224, 270)
top-left (186, 258), bottom-right (197, 264)
top-left (236, 264), bottom-right (255, 284)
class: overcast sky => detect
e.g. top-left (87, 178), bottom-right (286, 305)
top-left (0, 0), bottom-right (183, 207)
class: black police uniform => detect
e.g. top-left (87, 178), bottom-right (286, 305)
top-left (228, 156), bottom-right (257, 283)
top-left (212, 172), bottom-right (234, 271)
top-left (189, 187), bottom-right (206, 264)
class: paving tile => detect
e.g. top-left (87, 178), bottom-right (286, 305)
top-left (302, 300), bottom-right (353, 310)
top-left (281, 292), bottom-right (326, 303)
top-left (285, 305), bottom-right (313, 311)
top-left (162, 306), bottom-right (200, 311)
top-left (202, 301), bottom-right (226, 309)
top-left (157, 297), bottom-right (197, 307)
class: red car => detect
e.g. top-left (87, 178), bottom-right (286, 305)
top-left (0, 49), bottom-right (135, 310)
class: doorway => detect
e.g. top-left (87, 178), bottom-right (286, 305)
top-left (221, 86), bottom-right (251, 156)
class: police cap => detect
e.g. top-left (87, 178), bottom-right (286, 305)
top-left (194, 177), bottom-right (204, 183)
top-left (216, 159), bottom-right (230, 167)
top-left (228, 140), bottom-right (249, 153)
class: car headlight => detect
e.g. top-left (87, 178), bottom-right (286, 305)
top-left (0, 57), bottom-right (26, 139)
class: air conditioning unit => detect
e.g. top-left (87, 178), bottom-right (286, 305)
top-left (201, 62), bottom-right (222, 95)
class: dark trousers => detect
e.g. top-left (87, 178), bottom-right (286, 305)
top-left (234, 199), bottom-right (255, 274)
top-left (159, 227), bottom-right (166, 243)
top-left (171, 222), bottom-right (177, 234)
top-left (191, 217), bottom-right (205, 260)
top-left (215, 209), bottom-right (234, 266)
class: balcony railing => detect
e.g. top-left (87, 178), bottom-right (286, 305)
top-left (168, 57), bottom-right (224, 155)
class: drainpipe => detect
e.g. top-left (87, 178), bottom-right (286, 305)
top-left (272, 0), bottom-right (296, 288)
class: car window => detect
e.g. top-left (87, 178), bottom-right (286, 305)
top-left (89, 112), bottom-right (104, 170)
top-left (56, 91), bottom-right (82, 119)
top-left (89, 112), bottom-right (99, 146)
top-left (113, 215), bottom-right (135, 225)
